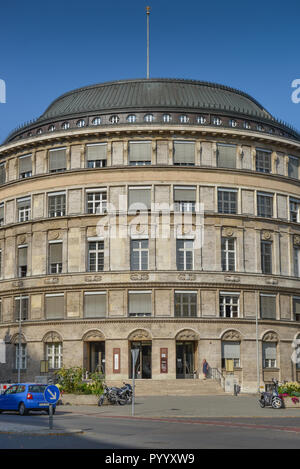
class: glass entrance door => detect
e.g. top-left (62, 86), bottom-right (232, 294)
top-left (89, 342), bottom-right (105, 374)
top-left (176, 341), bottom-right (195, 379)
top-left (130, 341), bottom-right (152, 379)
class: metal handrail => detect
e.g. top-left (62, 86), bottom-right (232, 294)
top-left (210, 367), bottom-right (225, 389)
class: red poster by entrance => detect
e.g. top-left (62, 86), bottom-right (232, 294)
top-left (160, 348), bottom-right (168, 373)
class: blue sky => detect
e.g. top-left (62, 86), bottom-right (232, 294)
top-left (0, 0), bottom-right (299, 142)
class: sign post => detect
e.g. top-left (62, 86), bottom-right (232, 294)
top-left (44, 385), bottom-right (60, 430)
top-left (131, 349), bottom-right (139, 417)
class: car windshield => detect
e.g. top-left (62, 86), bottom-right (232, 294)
top-left (28, 385), bottom-right (47, 393)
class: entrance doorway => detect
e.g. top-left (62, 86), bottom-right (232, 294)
top-left (176, 341), bottom-right (195, 379)
top-left (89, 341), bottom-right (105, 374)
top-left (130, 341), bottom-right (152, 379)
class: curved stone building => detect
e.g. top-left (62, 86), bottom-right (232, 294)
top-left (0, 78), bottom-right (300, 392)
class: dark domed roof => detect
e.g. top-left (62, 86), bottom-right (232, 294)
top-left (38, 78), bottom-right (271, 121)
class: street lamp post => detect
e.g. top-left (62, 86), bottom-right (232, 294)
top-left (17, 294), bottom-right (22, 382)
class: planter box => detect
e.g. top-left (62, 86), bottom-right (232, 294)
top-left (282, 397), bottom-right (300, 408)
top-left (61, 393), bottom-right (102, 406)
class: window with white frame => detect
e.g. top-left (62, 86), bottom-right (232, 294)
top-left (217, 144), bottom-right (237, 169)
top-left (76, 119), bottom-right (85, 128)
top-left (129, 141), bottom-right (152, 166)
top-left (14, 296), bottom-right (29, 321)
top-left (257, 192), bottom-right (273, 218)
top-left (128, 291), bottom-right (152, 317)
top-left (262, 342), bottom-right (277, 368)
top-left (46, 343), bottom-right (62, 369)
top-left (221, 341), bottom-right (240, 368)
top-left (179, 115), bottom-right (189, 123)
top-left (290, 198), bottom-right (300, 222)
top-left (110, 115), bottom-right (119, 124)
top-left (219, 293), bottom-right (240, 318)
top-left (127, 114), bottom-right (136, 123)
top-left (15, 343), bottom-right (27, 370)
top-left (45, 293), bottom-right (64, 319)
top-left (86, 189), bottom-right (107, 214)
top-left (84, 292), bottom-right (107, 318)
top-left (86, 143), bottom-right (107, 168)
top-left (19, 154), bottom-right (32, 178)
top-left (130, 239), bottom-right (149, 270)
top-left (174, 186), bottom-right (196, 212)
top-left (288, 156), bottom-right (299, 179)
top-left (218, 188), bottom-right (237, 214)
top-left (144, 114), bottom-right (154, 123)
top-left (48, 242), bottom-right (62, 274)
top-left (17, 197), bottom-right (31, 222)
top-left (221, 237), bottom-right (236, 272)
top-left (88, 240), bottom-right (104, 272)
top-left (174, 291), bottom-right (197, 317)
top-left (256, 149), bottom-right (271, 173)
top-left (49, 148), bottom-right (66, 173)
top-left (92, 117), bottom-right (101, 126)
top-left (48, 192), bottom-right (66, 217)
top-left (260, 294), bottom-right (276, 320)
top-left (163, 114), bottom-right (171, 123)
top-left (213, 117), bottom-right (222, 126)
top-left (261, 240), bottom-right (272, 274)
top-left (176, 239), bottom-right (194, 271)
top-left (173, 141), bottom-right (195, 166)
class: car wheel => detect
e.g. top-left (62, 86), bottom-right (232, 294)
top-left (19, 402), bottom-right (28, 416)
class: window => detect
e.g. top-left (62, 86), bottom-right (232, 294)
top-left (229, 119), bottom-right (237, 128)
top-left (48, 193), bottom-right (66, 217)
top-left (129, 141), bottom-right (152, 165)
top-left (219, 293), bottom-right (239, 318)
top-left (163, 114), bottom-right (171, 123)
top-left (0, 204), bottom-right (4, 226)
top-left (18, 246), bottom-right (27, 277)
top-left (49, 148), bottom-right (67, 173)
top-left (15, 344), bottom-right (27, 370)
top-left (86, 190), bottom-right (107, 214)
top-left (76, 119), bottom-right (85, 128)
top-left (244, 121), bottom-right (251, 130)
top-left (173, 141), bottom-right (195, 166)
top-left (260, 294), bottom-right (276, 319)
top-left (293, 297), bottom-right (300, 322)
top-left (262, 342), bottom-right (277, 368)
top-left (19, 155), bottom-right (32, 178)
top-left (176, 239), bottom-right (194, 271)
top-left (197, 116), bottom-right (206, 124)
top-left (257, 192), bottom-right (273, 218)
top-left (48, 125), bottom-right (55, 132)
top-left (45, 294), bottom-right (64, 319)
top-left (128, 291), bottom-right (152, 317)
top-left (261, 241), bottom-right (272, 274)
top-left (179, 115), bottom-right (189, 123)
top-left (213, 117), bottom-right (222, 126)
top-left (217, 144), bottom-right (237, 169)
top-left (221, 341), bottom-right (240, 368)
top-left (218, 188), bottom-right (237, 214)
top-left (88, 240), bottom-right (104, 272)
top-left (290, 199), bottom-right (300, 222)
top-left (127, 115), bottom-right (136, 123)
top-left (294, 247), bottom-right (300, 277)
top-left (49, 242), bottom-right (62, 274)
top-left (86, 143), bottom-right (107, 168)
top-left (46, 343), bottom-right (62, 369)
top-left (110, 115), bottom-right (119, 124)
top-left (61, 122), bottom-right (70, 130)
top-left (256, 149), bottom-right (271, 173)
top-left (128, 187), bottom-right (151, 212)
top-left (144, 114), bottom-right (154, 123)
top-left (130, 239), bottom-right (149, 270)
top-left (84, 292), bottom-right (106, 318)
top-left (0, 164), bottom-right (5, 184)
top-left (288, 156), bottom-right (299, 179)
top-left (174, 291), bottom-right (197, 317)
top-left (257, 124), bottom-right (264, 132)
top-left (92, 117), bottom-right (101, 126)
top-left (37, 128), bottom-right (43, 134)
top-left (14, 296), bottom-right (29, 321)
top-left (17, 197), bottom-right (31, 222)
top-left (221, 237), bottom-right (236, 272)
top-left (174, 186), bottom-right (196, 212)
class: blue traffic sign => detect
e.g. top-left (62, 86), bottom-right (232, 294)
top-left (44, 385), bottom-right (60, 404)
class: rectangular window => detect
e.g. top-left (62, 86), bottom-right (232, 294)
top-left (49, 148), bottom-right (66, 173)
top-left (221, 341), bottom-right (240, 368)
top-left (173, 141), bottom-right (195, 166)
top-left (48, 193), bottom-right (66, 217)
top-left (46, 343), bottom-right (62, 370)
top-left (0, 204), bottom-right (4, 226)
top-left (221, 237), bottom-right (236, 272)
top-left (257, 192), bottom-right (273, 218)
top-left (14, 296), bottom-right (29, 321)
top-left (262, 342), bottom-right (277, 368)
top-left (219, 293), bottom-right (240, 318)
top-left (260, 294), bottom-right (276, 320)
top-left (15, 344), bottom-right (27, 370)
top-left (261, 241), bottom-right (272, 274)
top-left (130, 239), bottom-right (149, 270)
top-left (256, 149), bottom-right (271, 173)
top-left (293, 297), bottom-right (300, 322)
top-left (19, 154), bottom-right (32, 178)
top-left (86, 144), bottom-right (107, 168)
top-left (129, 141), bottom-right (152, 165)
top-left (45, 294), bottom-right (64, 319)
top-left (128, 187), bottom-right (151, 211)
top-left (288, 156), bottom-right (299, 179)
top-left (49, 242), bottom-right (62, 274)
top-left (218, 189), bottom-right (237, 214)
top-left (174, 186), bottom-right (196, 212)
top-left (88, 240), bottom-right (104, 272)
top-left (0, 164), bottom-right (5, 184)
top-left (17, 197), bottom-right (31, 222)
top-left (217, 144), bottom-right (237, 169)
top-left (174, 291), bottom-right (197, 317)
top-left (294, 247), bottom-right (300, 277)
top-left (290, 198), bottom-right (300, 222)
top-left (86, 190), bottom-right (107, 214)
top-left (176, 239), bottom-right (194, 271)
top-left (18, 246), bottom-right (27, 277)
top-left (84, 292), bottom-right (107, 318)
top-left (128, 291), bottom-right (152, 317)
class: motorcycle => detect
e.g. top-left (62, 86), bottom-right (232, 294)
top-left (98, 384), bottom-right (128, 406)
top-left (258, 378), bottom-right (283, 409)
top-left (120, 382), bottom-right (133, 404)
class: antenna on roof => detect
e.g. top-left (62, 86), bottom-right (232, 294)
top-left (146, 6), bottom-right (151, 79)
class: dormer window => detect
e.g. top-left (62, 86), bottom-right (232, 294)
top-left (77, 119), bottom-right (85, 128)
top-left (163, 114), bottom-right (171, 123)
top-left (229, 119), bottom-right (237, 128)
top-left (62, 122), bottom-right (70, 130)
top-left (127, 115), bottom-right (136, 123)
top-left (92, 117), bottom-right (101, 126)
top-left (197, 116), bottom-right (206, 124)
top-left (213, 117), bottom-right (222, 126)
top-left (179, 115), bottom-right (189, 123)
top-left (144, 114), bottom-right (154, 123)
top-left (243, 121), bottom-right (251, 130)
top-left (110, 115), bottom-right (120, 124)
top-left (37, 128), bottom-right (43, 134)
top-left (48, 125), bottom-right (55, 132)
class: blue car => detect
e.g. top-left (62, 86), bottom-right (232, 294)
top-left (0, 384), bottom-right (56, 416)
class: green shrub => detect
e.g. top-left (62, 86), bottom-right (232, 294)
top-left (54, 367), bottom-right (104, 396)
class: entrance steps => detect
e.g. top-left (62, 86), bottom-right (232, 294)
top-left (105, 379), bottom-right (224, 396)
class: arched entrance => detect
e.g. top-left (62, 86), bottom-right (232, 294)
top-left (82, 330), bottom-right (105, 374)
top-left (128, 329), bottom-right (152, 379)
top-left (175, 330), bottom-right (199, 379)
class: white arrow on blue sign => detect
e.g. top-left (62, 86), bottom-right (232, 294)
top-left (44, 385), bottom-right (60, 404)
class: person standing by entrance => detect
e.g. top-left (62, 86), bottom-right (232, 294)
top-left (202, 359), bottom-right (209, 379)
